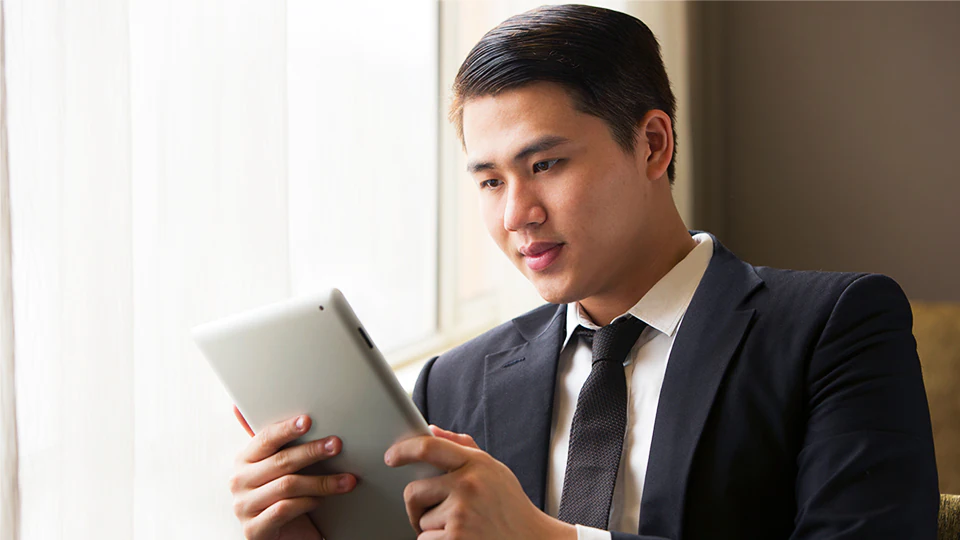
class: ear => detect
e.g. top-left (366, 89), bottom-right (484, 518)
top-left (633, 110), bottom-right (674, 182)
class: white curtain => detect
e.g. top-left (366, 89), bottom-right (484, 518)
top-left (1, 0), bottom-right (437, 538)
top-left (0, 1), bottom-right (691, 538)
top-left (1, 1), bottom-right (21, 537)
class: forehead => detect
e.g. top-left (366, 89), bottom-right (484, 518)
top-left (461, 82), bottom-right (590, 159)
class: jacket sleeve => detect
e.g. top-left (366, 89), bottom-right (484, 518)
top-left (411, 355), bottom-right (439, 423)
top-left (790, 274), bottom-right (939, 538)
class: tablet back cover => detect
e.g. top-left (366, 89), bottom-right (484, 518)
top-left (193, 289), bottom-right (438, 539)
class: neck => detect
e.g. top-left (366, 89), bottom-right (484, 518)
top-left (578, 208), bottom-right (696, 327)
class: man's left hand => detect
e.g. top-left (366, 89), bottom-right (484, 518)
top-left (385, 425), bottom-right (577, 540)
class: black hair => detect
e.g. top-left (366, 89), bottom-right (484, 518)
top-left (450, 4), bottom-right (678, 182)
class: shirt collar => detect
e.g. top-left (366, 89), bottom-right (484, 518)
top-left (564, 233), bottom-right (714, 346)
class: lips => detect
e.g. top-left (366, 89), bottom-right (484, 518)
top-left (520, 242), bottom-right (562, 257)
top-left (520, 242), bottom-right (564, 272)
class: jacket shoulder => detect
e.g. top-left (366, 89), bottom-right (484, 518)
top-left (431, 302), bottom-right (557, 376)
top-left (741, 267), bottom-right (911, 360)
top-left (413, 302), bottom-right (559, 428)
top-left (750, 266), bottom-right (907, 312)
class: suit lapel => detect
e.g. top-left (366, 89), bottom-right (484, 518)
top-left (638, 238), bottom-right (762, 538)
top-left (483, 303), bottom-right (566, 511)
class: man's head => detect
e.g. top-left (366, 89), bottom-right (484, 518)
top-left (450, 4), bottom-right (678, 182)
top-left (453, 5), bottom-right (690, 318)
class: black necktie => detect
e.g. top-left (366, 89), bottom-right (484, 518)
top-left (557, 316), bottom-right (647, 529)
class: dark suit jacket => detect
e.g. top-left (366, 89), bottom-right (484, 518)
top-left (411, 236), bottom-right (939, 539)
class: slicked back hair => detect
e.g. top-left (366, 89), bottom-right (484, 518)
top-left (450, 4), bottom-right (678, 183)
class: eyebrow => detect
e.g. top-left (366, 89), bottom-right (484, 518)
top-left (466, 135), bottom-right (571, 174)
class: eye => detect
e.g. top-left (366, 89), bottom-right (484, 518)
top-left (480, 179), bottom-right (503, 190)
top-left (533, 159), bottom-right (560, 173)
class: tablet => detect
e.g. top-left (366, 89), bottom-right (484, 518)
top-left (192, 289), bottom-right (440, 540)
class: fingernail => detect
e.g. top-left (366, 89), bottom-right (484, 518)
top-left (295, 416), bottom-right (305, 431)
top-left (324, 438), bottom-right (337, 453)
top-left (338, 475), bottom-right (352, 490)
top-left (383, 450), bottom-right (393, 465)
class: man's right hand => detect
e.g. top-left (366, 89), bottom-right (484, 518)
top-left (229, 408), bottom-right (357, 540)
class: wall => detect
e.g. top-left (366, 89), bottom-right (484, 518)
top-left (692, 2), bottom-right (960, 302)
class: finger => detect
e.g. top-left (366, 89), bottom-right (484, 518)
top-left (234, 405), bottom-right (255, 438)
top-left (403, 477), bottom-right (451, 534)
top-left (385, 436), bottom-right (472, 471)
top-left (245, 436), bottom-right (342, 488)
top-left (417, 531), bottom-right (445, 540)
top-left (242, 472), bottom-right (356, 517)
top-left (241, 414), bottom-right (311, 464)
top-left (242, 496), bottom-right (321, 540)
top-left (429, 425), bottom-right (480, 449)
top-left (418, 494), bottom-right (457, 532)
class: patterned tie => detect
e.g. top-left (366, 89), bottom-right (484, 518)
top-left (557, 316), bottom-right (647, 529)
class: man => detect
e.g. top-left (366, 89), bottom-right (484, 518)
top-left (228, 5), bottom-right (939, 539)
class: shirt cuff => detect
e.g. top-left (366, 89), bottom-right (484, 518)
top-left (576, 524), bottom-right (613, 540)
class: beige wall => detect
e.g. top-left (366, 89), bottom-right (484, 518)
top-left (692, 2), bottom-right (960, 302)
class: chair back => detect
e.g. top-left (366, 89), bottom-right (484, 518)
top-left (913, 302), bottom-right (960, 492)
top-left (942, 494), bottom-right (960, 540)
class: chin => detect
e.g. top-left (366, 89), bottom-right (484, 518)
top-left (530, 278), bottom-right (581, 306)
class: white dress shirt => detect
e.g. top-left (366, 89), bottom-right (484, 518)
top-left (545, 233), bottom-right (714, 539)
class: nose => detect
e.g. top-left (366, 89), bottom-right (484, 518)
top-left (502, 181), bottom-right (546, 232)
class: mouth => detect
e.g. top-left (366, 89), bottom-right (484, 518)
top-left (520, 242), bottom-right (564, 272)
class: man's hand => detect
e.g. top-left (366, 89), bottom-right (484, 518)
top-left (229, 407), bottom-right (357, 540)
top-left (385, 425), bottom-right (577, 540)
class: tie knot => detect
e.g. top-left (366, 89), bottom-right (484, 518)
top-left (576, 316), bottom-right (646, 365)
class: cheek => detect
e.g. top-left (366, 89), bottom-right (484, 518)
top-left (580, 165), bottom-right (639, 217)
top-left (479, 196), bottom-right (507, 244)
top-left (553, 173), bottom-right (601, 223)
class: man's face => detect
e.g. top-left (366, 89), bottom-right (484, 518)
top-left (462, 82), bottom-right (655, 305)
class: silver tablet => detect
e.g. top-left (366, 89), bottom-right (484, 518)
top-left (192, 289), bottom-right (440, 540)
